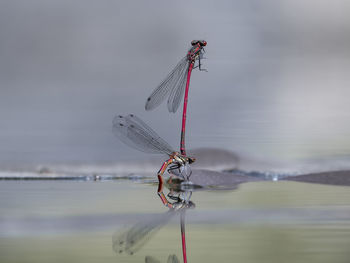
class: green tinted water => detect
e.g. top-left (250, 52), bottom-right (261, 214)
top-left (1, 180), bottom-right (350, 263)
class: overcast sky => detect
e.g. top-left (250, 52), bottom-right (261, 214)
top-left (1, 0), bottom-right (350, 167)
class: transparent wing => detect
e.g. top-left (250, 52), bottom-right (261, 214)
top-left (167, 57), bottom-right (188, 113)
top-left (145, 256), bottom-right (161, 263)
top-left (167, 255), bottom-right (180, 263)
top-left (145, 56), bottom-right (189, 112)
top-left (113, 212), bottom-right (174, 255)
top-left (112, 114), bottom-right (174, 155)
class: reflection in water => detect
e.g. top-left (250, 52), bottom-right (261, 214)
top-left (1, 180), bottom-right (350, 262)
top-left (113, 165), bottom-right (195, 263)
top-left (113, 210), bottom-right (174, 255)
top-left (145, 254), bottom-right (179, 263)
top-left (145, 255), bottom-right (179, 263)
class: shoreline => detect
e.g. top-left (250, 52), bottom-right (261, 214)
top-left (283, 170), bottom-right (350, 186)
top-left (1, 169), bottom-right (349, 187)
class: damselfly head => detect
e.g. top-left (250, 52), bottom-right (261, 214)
top-left (191, 40), bottom-right (207, 47)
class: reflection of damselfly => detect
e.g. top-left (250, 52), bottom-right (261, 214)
top-left (113, 114), bottom-right (195, 186)
top-left (113, 211), bottom-right (174, 256)
top-left (145, 254), bottom-right (180, 263)
top-left (145, 40), bottom-right (207, 156)
top-left (113, 189), bottom-right (194, 262)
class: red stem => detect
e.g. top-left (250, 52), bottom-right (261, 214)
top-left (180, 62), bottom-right (194, 156)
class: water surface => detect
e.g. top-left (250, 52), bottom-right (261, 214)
top-left (1, 180), bottom-right (350, 263)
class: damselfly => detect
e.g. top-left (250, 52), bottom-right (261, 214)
top-left (145, 40), bottom-right (207, 156)
top-left (113, 186), bottom-right (194, 263)
top-left (113, 114), bottom-right (195, 186)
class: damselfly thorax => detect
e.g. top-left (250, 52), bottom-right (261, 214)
top-left (188, 40), bottom-right (207, 62)
top-left (167, 152), bottom-right (195, 180)
top-left (170, 152), bottom-right (196, 166)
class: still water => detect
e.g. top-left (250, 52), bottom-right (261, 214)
top-left (1, 180), bottom-right (350, 263)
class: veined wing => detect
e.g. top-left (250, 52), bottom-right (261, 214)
top-left (145, 56), bottom-right (189, 112)
top-left (145, 256), bottom-right (161, 263)
top-left (167, 47), bottom-right (207, 112)
top-left (167, 56), bottom-right (188, 113)
top-left (167, 255), bottom-right (180, 263)
top-left (112, 114), bottom-right (174, 155)
top-left (144, 255), bottom-right (179, 263)
top-left (113, 211), bottom-right (174, 255)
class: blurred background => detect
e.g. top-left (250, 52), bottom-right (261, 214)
top-left (1, 0), bottom-right (350, 170)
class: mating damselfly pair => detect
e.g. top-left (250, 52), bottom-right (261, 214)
top-left (113, 40), bottom-right (207, 186)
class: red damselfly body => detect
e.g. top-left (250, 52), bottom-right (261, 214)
top-left (145, 40), bottom-right (207, 156)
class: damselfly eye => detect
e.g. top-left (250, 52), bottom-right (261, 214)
top-left (202, 40), bottom-right (207, 46)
